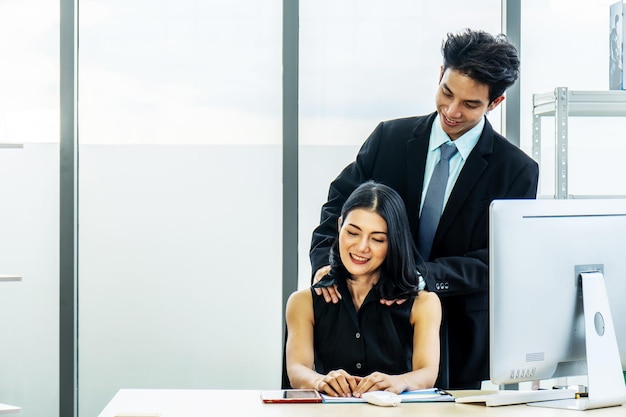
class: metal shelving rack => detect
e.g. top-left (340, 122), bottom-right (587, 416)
top-left (532, 87), bottom-right (626, 199)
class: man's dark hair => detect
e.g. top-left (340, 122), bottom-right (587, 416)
top-left (442, 28), bottom-right (520, 103)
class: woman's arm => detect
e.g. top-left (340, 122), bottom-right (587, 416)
top-left (285, 289), bottom-right (317, 389)
top-left (352, 290), bottom-right (442, 396)
top-left (285, 289), bottom-right (358, 396)
top-left (408, 290), bottom-right (442, 388)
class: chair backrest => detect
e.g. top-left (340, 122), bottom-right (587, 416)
top-left (281, 325), bottom-right (292, 389)
top-left (436, 317), bottom-right (449, 389)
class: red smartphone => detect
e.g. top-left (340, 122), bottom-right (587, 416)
top-left (260, 389), bottom-right (323, 403)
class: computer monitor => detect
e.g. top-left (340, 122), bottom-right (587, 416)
top-left (489, 198), bottom-right (626, 410)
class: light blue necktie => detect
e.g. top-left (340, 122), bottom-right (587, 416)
top-left (417, 142), bottom-right (458, 260)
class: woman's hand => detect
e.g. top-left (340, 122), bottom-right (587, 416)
top-left (352, 372), bottom-right (406, 397)
top-left (314, 369), bottom-right (358, 397)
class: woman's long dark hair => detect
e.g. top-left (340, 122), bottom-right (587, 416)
top-left (327, 181), bottom-right (420, 300)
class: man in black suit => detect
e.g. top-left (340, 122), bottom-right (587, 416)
top-left (309, 29), bottom-right (539, 389)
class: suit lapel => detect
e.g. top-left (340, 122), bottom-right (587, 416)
top-left (406, 114), bottom-right (435, 238)
top-left (434, 118), bottom-right (495, 246)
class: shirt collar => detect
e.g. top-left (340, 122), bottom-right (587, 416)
top-left (430, 114), bottom-right (485, 159)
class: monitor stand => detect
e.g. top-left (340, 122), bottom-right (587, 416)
top-left (528, 270), bottom-right (626, 410)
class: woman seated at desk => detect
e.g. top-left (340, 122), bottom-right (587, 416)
top-left (286, 181), bottom-right (442, 398)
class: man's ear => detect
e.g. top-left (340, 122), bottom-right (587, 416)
top-left (438, 65), bottom-right (444, 82)
top-left (488, 95), bottom-right (505, 111)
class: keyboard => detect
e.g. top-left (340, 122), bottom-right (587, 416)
top-left (455, 389), bottom-right (577, 407)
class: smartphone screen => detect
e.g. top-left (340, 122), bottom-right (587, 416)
top-left (260, 389), bottom-right (323, 403)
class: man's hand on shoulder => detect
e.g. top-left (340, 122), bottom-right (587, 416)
top-left (312, 265), bottom-right (341, 304)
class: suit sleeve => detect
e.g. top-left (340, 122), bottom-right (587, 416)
top-left (422, 160), bottom-right (539, 297)
top-left (309, 123), bottom-right (385, 281)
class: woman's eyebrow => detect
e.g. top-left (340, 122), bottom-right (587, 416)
top-left (345, 223), bottom-right (387, 235)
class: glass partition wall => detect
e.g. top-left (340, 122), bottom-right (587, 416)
top-left (0, 1), bottom-right (59, 416)
top-left (77, 1), bottom-right (283, 416)
top-left (298, 0), bottom-right (503, 286)
top-left (76, 1), bottom-right (504, 413)
top-left (14, 1), bottom-right (625, 416)
top-left (0, 1), bottom-right (505, 416)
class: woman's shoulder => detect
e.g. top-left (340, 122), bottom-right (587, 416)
top-left (415, 289), bottom-right (440, 303)
top-left (285, 288), bottom-right (315, 323)
top-left (287, 287), bottom-right (313, 307)
top-left (410, 290), bottom-right (442, 320)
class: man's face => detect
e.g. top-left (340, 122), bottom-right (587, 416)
top-left (435, 68), bottom-right (504, 140)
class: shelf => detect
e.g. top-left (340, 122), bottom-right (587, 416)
top-left (533, 89), bottom-right (626, 117)
top-left (532, 87), bottom-right (626, 199)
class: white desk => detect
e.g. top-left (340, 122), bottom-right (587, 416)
top-left (97, 389), bottom-right (626, 417)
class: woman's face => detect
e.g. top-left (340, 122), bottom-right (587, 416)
top-left (338, 208), bottom-right (388, 281)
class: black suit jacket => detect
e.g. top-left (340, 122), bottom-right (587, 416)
top-left (309, 112), bottom-right (539, 388)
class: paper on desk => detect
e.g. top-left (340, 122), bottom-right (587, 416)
top-left (321, 388), bottom-right (454, 403)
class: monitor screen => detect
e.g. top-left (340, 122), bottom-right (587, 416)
top-left (489, 199), bottom-right (626, 409)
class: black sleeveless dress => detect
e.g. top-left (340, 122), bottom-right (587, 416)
top-left (311, 278), bottom-right (415, 377)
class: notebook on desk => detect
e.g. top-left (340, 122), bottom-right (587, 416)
top-left (321, 388), bottom-right (454, 403)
